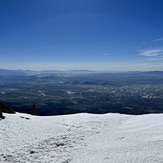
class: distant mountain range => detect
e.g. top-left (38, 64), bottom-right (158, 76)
top-left (0, 69), bottom-right (32, 75)
top-left (0, 69), bottom-right (163, 76)
top-left (0, 69), bottom-right (96, 76)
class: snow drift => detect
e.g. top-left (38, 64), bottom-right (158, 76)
top-left (1, 112), bottom-right (163, 163)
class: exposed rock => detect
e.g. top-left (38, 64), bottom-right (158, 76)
top-left (0, 111), bottom-right (5, 119)
top-left (0, 102), bottom-right (15, 114)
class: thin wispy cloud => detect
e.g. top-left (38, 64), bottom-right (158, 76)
top-left (140, 37), bottom-right (163, 44)
top-left (139, 49), bottom-right (163, 57)
top-left (104, 53), bottom-right (109, 56)
top-left (140, 41), bottom-right (148, 45)
top-left (147, 57), bottom-right (163, 61)
top-left (152, 38), bottom-right (163, 42)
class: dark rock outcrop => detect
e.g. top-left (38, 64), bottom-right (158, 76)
top-left (0, 102), bottom-right (15, 114)
top-left (0, 111), bottom-right (5, 119)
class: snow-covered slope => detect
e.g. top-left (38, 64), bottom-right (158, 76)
top-left (1, 112), bottom-right (163, 163)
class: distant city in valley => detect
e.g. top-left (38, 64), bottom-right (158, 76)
top-left (0, 69), bottom-right (163, 116)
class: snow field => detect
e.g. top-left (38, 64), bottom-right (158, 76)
top-left (1, 113), bottom-right (163, 163)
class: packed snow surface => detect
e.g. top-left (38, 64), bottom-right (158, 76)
top-left (1, 112), bottom-right (163, 163)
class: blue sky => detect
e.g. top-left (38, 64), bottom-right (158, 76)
top-left (0, 0), bottom-right (163, 71)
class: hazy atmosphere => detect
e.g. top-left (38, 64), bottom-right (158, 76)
top-left (1, 0), bottom-right (163, 71)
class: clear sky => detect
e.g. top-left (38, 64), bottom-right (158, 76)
top-left (0, 0), bottom-right (163, 71)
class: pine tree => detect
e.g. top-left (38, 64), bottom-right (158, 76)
top-left (32, 102), bottom-right (36, 115)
